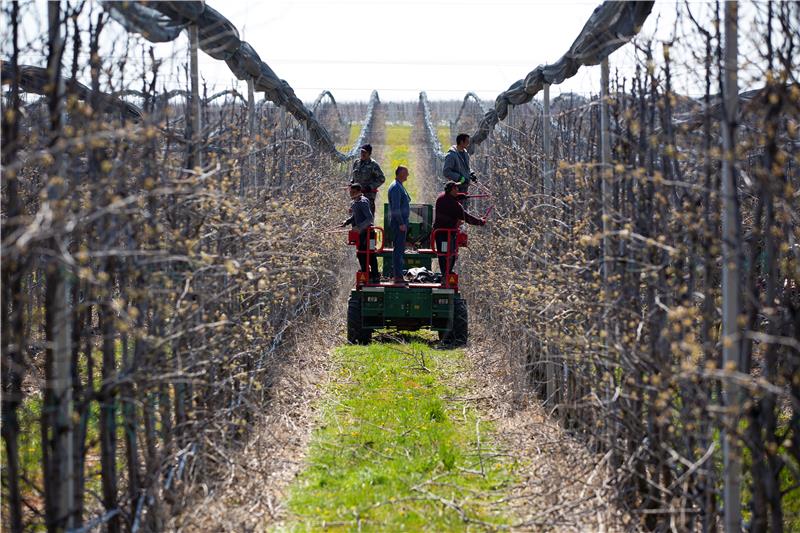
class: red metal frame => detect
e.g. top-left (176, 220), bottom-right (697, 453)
top-left (430, 227), bottom-right (465, 289)
top-left (348, 226), bottom-right (384, 287)
top-left (347, 225), bottom-right (470, 290)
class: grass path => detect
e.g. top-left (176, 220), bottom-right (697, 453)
top-left (376, 122), bottom-right (420, 200)
top-left (438, 125), bottom-right (451, 150)
top-left (280, 336), bottom-right (519, 531)
top-left (278, 116), bottom-right (520, 531)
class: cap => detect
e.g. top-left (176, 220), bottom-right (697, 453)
top-left (360, 143), bottom-right (372, 154)
top-left (444, 180), bottom-right (459, 192)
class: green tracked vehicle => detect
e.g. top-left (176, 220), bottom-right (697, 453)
top-left (346, 203), bottom-right (468, 345)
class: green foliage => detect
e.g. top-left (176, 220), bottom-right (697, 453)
top-left (283, 339), bottom-right (518, 531)
top-left (338, 122), bottom-right (363, 152)
top-left (374, 123), bottom-right (417, 234)
top-left (437, 125), bottom-right (450, 149)
top-left (380, 124), bottom-right (416, 195)
top-left (782, 463), bottom-right (800, 531)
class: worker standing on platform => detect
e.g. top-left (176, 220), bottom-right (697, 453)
top-left (387, 166), bottom-right (411, 283)
top-left (433, 181), bottom-right (486, 276)
top-left (341, 183), bottom-right (380, 283)
top-left (442, 133), bottom-right (478, 205)
top-left (351, 143), bottom-right (385, 216)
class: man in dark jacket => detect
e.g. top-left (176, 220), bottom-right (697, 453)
top-left (433, 181), bottom-right (486, 275)
top-left (341, 183), bottom-right (380, 282)
top-left (351, 143), bottom-right (385, 216)
top-left (442, 133), bottom-right (477, 195)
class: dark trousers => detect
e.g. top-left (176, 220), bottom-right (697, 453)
top-left (365, 193), bottom-right (377, 218)
top-left (390, 222), bottom-right (406, 279)
top-left (458, 183), bottom-right (470, 210)
top-left (435, 232), bottom-right (458, 275)
top-left (357, 229), bottom-right (379, 280)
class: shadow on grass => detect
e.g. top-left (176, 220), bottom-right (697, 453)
top-left (372, 330), bottom-right (438, 346)
top-left (370, 329), bottom-right (464, 351)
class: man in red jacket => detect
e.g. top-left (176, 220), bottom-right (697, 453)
top-left (433, 181), bottom-right (486, 276)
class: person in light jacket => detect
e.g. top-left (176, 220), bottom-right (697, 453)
top-left (387, 166), bottom-right (411, 282)
top-left (442, 133), bottom-right (478, 195)
top-left (341, 183), bottom-right (379, 282)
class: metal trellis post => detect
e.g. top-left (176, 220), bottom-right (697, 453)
top-left (189, 23), bottom-right (202, 169)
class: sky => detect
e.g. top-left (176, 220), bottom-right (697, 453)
top-left (160, 0), bottom-right (671, 102)
top-left (187, 0), bottom-right (616, 101)
top-left (5, 0), bottom-right (768, 104)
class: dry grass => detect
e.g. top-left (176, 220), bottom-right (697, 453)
top-left (464, 324), bottom-right (636, 532)
top-left (168, 281), bottom-right (353, 532)
top-left (169, 105), bottom-right (644, 532)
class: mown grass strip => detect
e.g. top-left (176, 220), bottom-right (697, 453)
top-left (336, 122), bottom-right (364, 153)
top-left (437, 125), bottom-right (451, 150)
top-left (383, 124), bottom-right (411, 169)
top-left (380, 123), bottom-right (416, 195)
top-left (281, 338), bottom-right (518, 531)
top-left (376, 123), bottom-right (418, 228)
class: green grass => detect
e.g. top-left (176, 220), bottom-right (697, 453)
top-left (1, 339), bottom-right (150, 525)
top-left (740, 413), bottom-right (800, 530)
top-left (437, 126), bottom-right (451, 150)
top-left (337, 122), bottom-right (362, 152)
top-left (375, 123), bottom-right (418, 233)
top-left (281, 337), bottom-right (519, 531)
top-left (381, 124), bottom-right (414, 194)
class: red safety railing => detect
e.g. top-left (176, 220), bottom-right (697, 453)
top-left (430, 227), bottom-right (467, 289)
top-left (348, 225), bottom-right (384, 286)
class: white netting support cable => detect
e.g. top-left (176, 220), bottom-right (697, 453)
top-left (347, 90), bottom-right (380, 158)
top-left (101, 0), bottom-right (361, 162)
top-left (468, 0), bottom-right (654, 152)
top-left (311, 90), bottom-right (348, 132)
top-left (449, 91), bottom-right (531, 151)
top-left (1, 63), bottom-right (143, 120)
top-left (452, 93), bottom-right (521, 151)
top-left (453, 92), bottom-right (488, 129)
top-left (419, 91), bottom-right (446, 161)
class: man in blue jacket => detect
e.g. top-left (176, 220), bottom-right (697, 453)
top-left (341, 183), bottom-right (379, 283)
top-left (387, 166), bottom-right (411, 283)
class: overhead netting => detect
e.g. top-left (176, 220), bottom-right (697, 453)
top-left (102, 0), bottom-right (350, 159)
top-left (468, 1), bottom-right (654, 150)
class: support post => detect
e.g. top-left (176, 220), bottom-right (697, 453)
top-left (247, 78), bottom-right (256, 189)
top-left (600, 57), bottom-right (618, 466)
top-left (600, 59), bottom-right (612, 288)
top-left (542, 83), bottom-right (553, 197)
top-left (189, 23), bottom-right (202, 169)
top-left (721, 2), bottom-right (742, 531)
top-left (542, 84), bottom-right (556, 407)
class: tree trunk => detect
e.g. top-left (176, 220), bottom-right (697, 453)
top-left (42, 3), bottom-right (75, 530)
top-left (720, 2), bottom-right (743, 531)
top-left (1, 2), bottom-right (26, 529)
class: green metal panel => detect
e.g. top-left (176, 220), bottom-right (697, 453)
top-left (382, 203), bottom-right (433, 246)
top-left (431, 289), bottom-right (455, 331)
top-left (380, 203), bottom-right (434, 277)
top-left (384, 288), bottom-right (432, 318)
top-left (378, 251), bottom-right (433, 276)
top-left (361, 288), bottom-right (384, 317)
top-left (356, 287), bottom-right (458, 332)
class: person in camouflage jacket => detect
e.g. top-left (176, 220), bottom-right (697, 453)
top-left (351, 143), bottom-right (385, 215)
